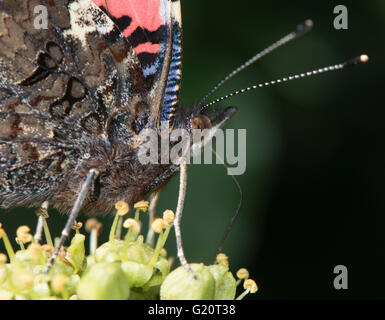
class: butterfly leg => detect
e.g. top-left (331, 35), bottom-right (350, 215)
top-left (174, 160), bottom-right (195, 278)
top-left (44, 168), bottom-right (99, 273)
top-left (34, 201), bottom-right (49, 244)
top-left (146, 188), bottom-right (162, 246)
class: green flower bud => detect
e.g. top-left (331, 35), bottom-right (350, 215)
top-left (121, 261), bottom-right (153, 287)
top-left (208, 264), bottom-right (236, 300)
top-left (77, 262), bottom-right (130, 300)
top-left (49, 259), bottom-right (75, 277)
top-left (14, 249), bottom-right (36, 268)
top-left (125, 241), bottom-right (153, 264)
top-left (10, 269), bottom-right (35, 291)
top-left (160, 263), bottom-right (215, 300)
top-left (66, 233), bottom-right (86, 272)
top-left (95, 240), bottom-right (126, 263)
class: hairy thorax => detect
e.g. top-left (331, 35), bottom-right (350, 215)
top-left (50, 140), bottom-right (174, 216)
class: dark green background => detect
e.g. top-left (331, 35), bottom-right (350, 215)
top-left (1, 0), bottom-right (384, 299)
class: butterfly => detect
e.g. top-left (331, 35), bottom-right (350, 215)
top-left (0, 0), bottom-right (368, 272)
top-left (0, 0), bottom-right (242, 273)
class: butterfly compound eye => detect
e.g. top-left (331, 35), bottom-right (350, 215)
top-left (191, 115), bottom-right (212, 130)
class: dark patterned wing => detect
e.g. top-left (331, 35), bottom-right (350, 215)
top-left (93, 0), bottom-right (183, 125)
top-left (0, 0), bottom-right (148, 208)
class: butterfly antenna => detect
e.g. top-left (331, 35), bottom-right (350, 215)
top-left (198, 19), bottom-right (314, 106)
top-left (201, 54), bottom-right (369, 111)
top-left (210, 148), bottom-right (243, 262)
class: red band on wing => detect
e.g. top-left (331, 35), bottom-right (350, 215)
top-left (135, 42), bottom-right (161, 55)
top-left (93, 0), bottom-right (163, 36)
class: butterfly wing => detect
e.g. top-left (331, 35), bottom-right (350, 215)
top-left (0, 0), bottom-right (148, 208)
top-left (93, 0), bottom-right (183, 125)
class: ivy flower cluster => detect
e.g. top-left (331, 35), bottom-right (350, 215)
top-left (0, 202), bottom-right (258, 300)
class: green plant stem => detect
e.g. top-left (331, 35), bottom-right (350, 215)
top-left (116, 216), bottom-right (123, 239)
top-left (42, 218), bottom-right (53, 247)
top-left (149, 230), bottom-right (164, 266)
top-left (1, 232), bottom-right (15, 262)
top-left (160, 225), bottom-right (172, 248)
top-left (134, 209), bottom-right (140, 221)
top-left (109, 213), bottom-right (120, 241)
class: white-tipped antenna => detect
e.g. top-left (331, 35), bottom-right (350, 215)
top-left (198, 19), bottom-right (314, 106)
top-left (201, 54), bottom-right (369, 111)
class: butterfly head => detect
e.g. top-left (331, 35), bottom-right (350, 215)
top-left (189, 105), bottom-right (238, 131)
top-left (173, 105), bottom-right (239, 158)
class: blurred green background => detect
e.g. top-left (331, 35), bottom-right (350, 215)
top-left (1, 0), bottom-right (385, 299)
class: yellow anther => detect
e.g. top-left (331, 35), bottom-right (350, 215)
top-left (162, 210), bottom-right (175, 226)
top-left (123, 218), bottom-right (141, 234)
top-left (72, 220), bottom-right (83, 230)
top-left (216, 253), bottom-right (229, 267)
top-left (236, 268), bottom-right (249, 280)
top-left (35, 207), bottom-right (49, 218)
top-left (243, 279), bottom-right (258, 293)
top-left (115, 201), bottom-right (130, 216)
top-left (85, 218), bottom-right (103, 235)
top-left (16, 225), bottom-right (33, 244)
top-left (134, 200), bottom-right (149, 212)
top-left (151, 218), bottom-right (165, 234)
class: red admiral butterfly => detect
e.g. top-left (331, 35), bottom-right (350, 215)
top-left (0, 0), bottom-right (367, 273)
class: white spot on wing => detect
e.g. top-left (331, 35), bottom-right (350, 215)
top-left (64, 0), bottom-right (114, 49)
